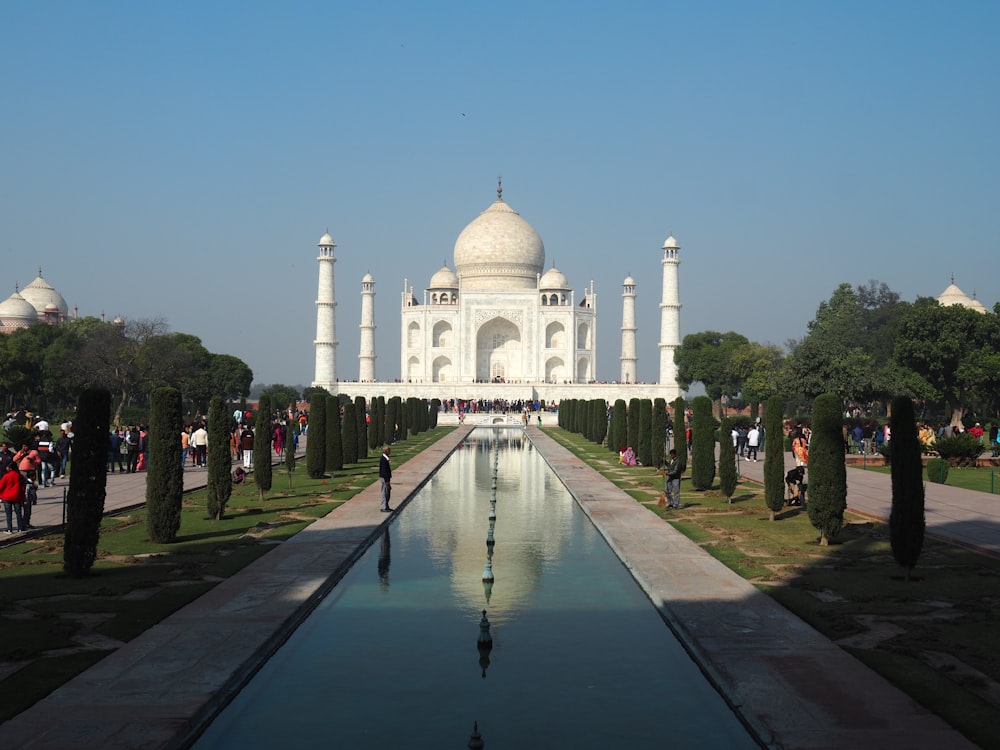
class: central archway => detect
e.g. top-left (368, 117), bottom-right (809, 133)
top-left (476, 317), bottom-right (522, 382)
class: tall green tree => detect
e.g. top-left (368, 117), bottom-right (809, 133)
top-left (763, 395), bottom-right (786, 521)
top-left (690, 396), bottom-right (716, 491)
top-left (651, 398), bottom-right (667, 467)
top-left (146, 387), bottom-right (183, 543)
top-left (807, 393), bottom-right (848, 546)
top-left (375, 396), bottom-right (387, 446)
top-left (637, 399), bottom-right (653, 466)
top-left (355, 396), bottom-right (369, 459)
top-left (672, 397), bottom-right (687, 474)
top-left (306, 395), bottom-right (327, 479)
top-left (675, 331), bottom-right (750, 416)
top-left (253, 395), bottom-right (272, 502)
top-left (610, 399), bottom-right (627, 455)
top-left (206, 395), bottom-right (232, 519)
top-left (718, 417), bottom-right (737, 503)
top-left (626, 398), bottom-right (640, 451)
top-left (326, 395), bottom-right (343, 473)
top-left (342, 399), bottom-right (359, 464)
top-left (63, 388), bottom-right (111, 576)
top-left (285, 420), bottom-right (297, 490)
top-left (894, 301), bottom-right (1000, 427)
top-left (889, 396), bottom-right (925, 580)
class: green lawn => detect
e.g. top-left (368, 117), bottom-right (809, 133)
top-left (855, 462), bottom-right (1000, 494)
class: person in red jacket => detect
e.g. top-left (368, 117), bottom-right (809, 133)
top-left (0, 463), bottom-right (26, 533)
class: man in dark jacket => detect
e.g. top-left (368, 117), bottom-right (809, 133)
top-left (379, 445), bottom-right (392, 512)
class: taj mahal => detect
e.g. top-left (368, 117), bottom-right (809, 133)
top-left (311, 182), bottom-right (684, 406)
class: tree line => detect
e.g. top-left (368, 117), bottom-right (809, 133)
top-left (0, 316), bottom-right (253, 425)
top-left (675, 280), bottom-right (1000, 424)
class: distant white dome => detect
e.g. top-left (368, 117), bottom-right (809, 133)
top-left (539, 266), bottom-right (569, 290)
top-left (362, 272), bottom-right (375, 283)
top-left (623, 275), bottom-right (636, 286)
top-left (429, 265), bottom-right (459, 289)
top-left (0, 291), bottom-right (40, 328)
top-left (663, 234), bottom-right (679, 250)
top-left (318, 231), bottom-right (335, 246)
top-left (454, 191), bottom-right (545, 290)
top-left (937, 282), bottom-right (973, 308)
top-left (20, 274), bottom-right (68, 318)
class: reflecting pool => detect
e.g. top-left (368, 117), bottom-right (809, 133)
top-left (192, 428), bottom-right (757, 748)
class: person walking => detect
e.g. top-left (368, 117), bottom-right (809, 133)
top-left (240, 426), bottom-right (254, 469)
top-left (379, 445), bottom-right (393, 512)
top-left (190, 423), bottom-right (208, 467)
top-left (746, 425), bottom-right (760, 462)
top-left (0, 463), bottom-right (26, 533)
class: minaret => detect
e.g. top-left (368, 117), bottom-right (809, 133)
top-left (620, 275), bottom-right (637, 383)
top-left (359, 272), bottom-right (376, 382)
top-left (658, 234), bottom-right (681, 386)
top-left (313, 230), bottom-right (338, 388)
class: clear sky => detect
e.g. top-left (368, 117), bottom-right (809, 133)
top-left (4, 1), bottom-right (997, 388)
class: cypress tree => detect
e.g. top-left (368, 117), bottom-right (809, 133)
top-left (342, 399), bottom-right (359, 464)
top-left (206, 395), bottom-right (232, 519)
top-left (652, 398), bottom-right (667, 468)
top-left (594, 399), bottom-right (608, 445)
top-left (326, 395), bottom-right (343, 473)
top-left (672, 397), bottom-right (687, 474)
top-left (763, 395), bottom-right (786, 521)
top-left (376, 396), bottom-right (386, 446)
top-left (611, 400), bottom-right (627, 454)
top-left (147, 387), bottom-right (183, 543)
top-left (254, 395), bottom-right (272, 502)
top-left (397, 397), bottom-right (409, 441)
top-left (807, 393), bottom-right (848, 546)
top-left (369, 397), bottom-right (382, 450)
top-left (637, 399), bottom-right (653, 466)
top-left (306, 394), bottom-right (327, 479)
top-left (63, 387), bottom-right (111, 577)
top-left (354, 396), bottom-right (368, 459)
top-left (690, 396), bottom-right (716, 491)
top-left (627, 398), bottom-right (641, 452)
top-left (385, 397), bottom-right (398, 445)
top-left (890, 396), bottom-right (925, 580)
top-left (429, 398), bottom-right (440, 428)
top-left (718, 417), bottom-right (737, 503)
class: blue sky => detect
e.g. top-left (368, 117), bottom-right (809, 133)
top-left (3, 1), bottom-right (997, 387)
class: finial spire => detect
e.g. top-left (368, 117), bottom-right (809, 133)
top-left (497, 175), bottom-right (503, 201)
top-left (38, 266), bottom-right (42, 278)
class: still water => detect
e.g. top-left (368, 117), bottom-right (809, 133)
top-left (192, 428), bottom-right (757, 748)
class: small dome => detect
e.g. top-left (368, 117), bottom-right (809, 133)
top-left (429, 265), bottom-right (459, 289)
top-left (318, 231), bottom-right (335, 246)
top-left (937, 282), bottom-right (973, 308)
top-left (662, 234), bottom-right (679, 250)
top-left (454, 193), bottom-right (545, 290)
top-left (0, 291), bottom-right (40, 328)
top-left (969, 298), bottom-right (989, 314)
top-left (362, 272), bottom-right (375, 283)
top-left (539, 266), bottom-right (569, 290)
top-left (21, 274), bottom-right (68, 317)
top-left (623, 275), bottom-right (636, 286)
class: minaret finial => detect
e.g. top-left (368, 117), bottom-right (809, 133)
top-left (951, 272), bottom-right (955, 284)
top-left (497, 175), bottom-right (503, 201)
top-left (38, 266), bottom-right (42, 278)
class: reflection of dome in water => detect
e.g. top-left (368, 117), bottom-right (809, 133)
top-left (21, 273), bottom-right (69, 317)
top-left (420, 437), bottom-right (574, 618)
top-left (453, 189), bottom-right (545, 291)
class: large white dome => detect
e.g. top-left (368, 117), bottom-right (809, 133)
top-left (21, 273), bottom-right (68, 317)
top-left (453, 192), bottom-right (545, 290)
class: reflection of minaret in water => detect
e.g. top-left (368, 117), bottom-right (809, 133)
top-left (378, 528), bottom-right (391, 589)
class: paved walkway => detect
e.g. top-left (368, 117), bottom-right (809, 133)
top-left (0, 430), bottom-right (985, 749)
top-left (735, 450), bottom-right (1000, 557)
